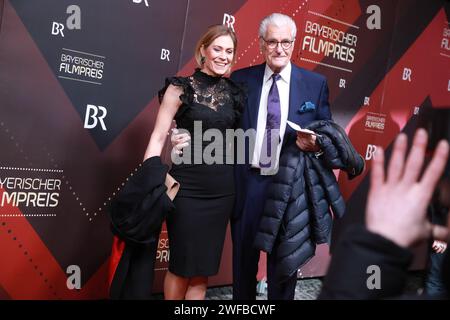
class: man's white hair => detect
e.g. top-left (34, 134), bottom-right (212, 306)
top-left (258, 13), bottom-right (297, 39)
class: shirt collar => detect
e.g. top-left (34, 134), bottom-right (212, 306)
top-left (264, 62), bottom-right (291, 85)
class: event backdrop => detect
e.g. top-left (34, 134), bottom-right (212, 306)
top-left (0, 0), bottom-right (449, 299)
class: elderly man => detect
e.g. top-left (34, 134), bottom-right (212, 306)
top-left (230, 13), bottom-right (332, 300)
top-left (172, 13), bottom-right (333, 300)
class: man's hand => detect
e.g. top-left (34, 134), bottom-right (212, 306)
top-left (296, 132), bottom-right (320, 152)
top-left (170, 128), bottom-right (190, 155)
top-left (366, 129), bottom-right (450, 248)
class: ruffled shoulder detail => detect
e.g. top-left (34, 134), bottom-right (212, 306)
top-left (158, 76), bottom-right (194, 119)
top-left (224, 77), bottom-right (247, 128)
top-left (158, 76), bottom-right (195, 105)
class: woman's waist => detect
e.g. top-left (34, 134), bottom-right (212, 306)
top-left (169, 164), bottom-right (235, 197)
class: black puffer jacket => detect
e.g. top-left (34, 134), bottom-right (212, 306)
top-left (254, 120), bottom-right (364, 283)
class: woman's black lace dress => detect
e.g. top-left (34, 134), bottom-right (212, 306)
top-left (158, 69), bottom-right (243, 277)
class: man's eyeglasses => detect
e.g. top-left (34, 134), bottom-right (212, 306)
top-left (262, 38), bottom-right (294, 50)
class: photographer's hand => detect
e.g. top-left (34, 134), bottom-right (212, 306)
top-left (366, 129), bottom-right (450, 248)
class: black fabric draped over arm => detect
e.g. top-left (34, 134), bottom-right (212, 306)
top-left (108, 156), bottom-right (174, 299)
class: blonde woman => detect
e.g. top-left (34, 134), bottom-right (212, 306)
top-left (144, 24), bottom-right (243, 300)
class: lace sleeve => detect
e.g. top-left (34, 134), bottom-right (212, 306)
top-left (158, 76), bottom-right (194, 104)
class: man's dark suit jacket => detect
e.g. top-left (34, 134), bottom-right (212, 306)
top-left (230, 62), bottom-right (332, 219)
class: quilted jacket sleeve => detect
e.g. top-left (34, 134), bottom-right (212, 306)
top-left (253, 147), bottom-right (301, 253)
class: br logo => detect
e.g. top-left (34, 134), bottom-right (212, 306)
top-left (51, 5), bottom-right (81, 38)
top-left (402, 68), bottom-right (412, 82)
top-left (161, 49), bottom-right (170, 61)
top-left (365, 144), bottom-right (378, 161)
top-left (132, 0), bottom-right (149, 7)
top-left (223, 13), bottom-right (236, 31)
top-left (84, 104), bottom-right (107, 131)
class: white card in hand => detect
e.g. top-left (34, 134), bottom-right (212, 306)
top-left (286, 120), bottom-right (319, 136)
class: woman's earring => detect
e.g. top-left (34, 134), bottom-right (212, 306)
top-left (200, 56), bottom-right (206, 64)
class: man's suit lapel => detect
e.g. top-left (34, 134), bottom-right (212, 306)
top-left (284, 65), bottom-right (308, 143)
top-left (288, 65), bottom-right (308, 125)
top-left (281, 65), bottom-right (311, 149)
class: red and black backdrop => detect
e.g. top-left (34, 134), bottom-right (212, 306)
top-left (0, 0), bottom-right (449, 299)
